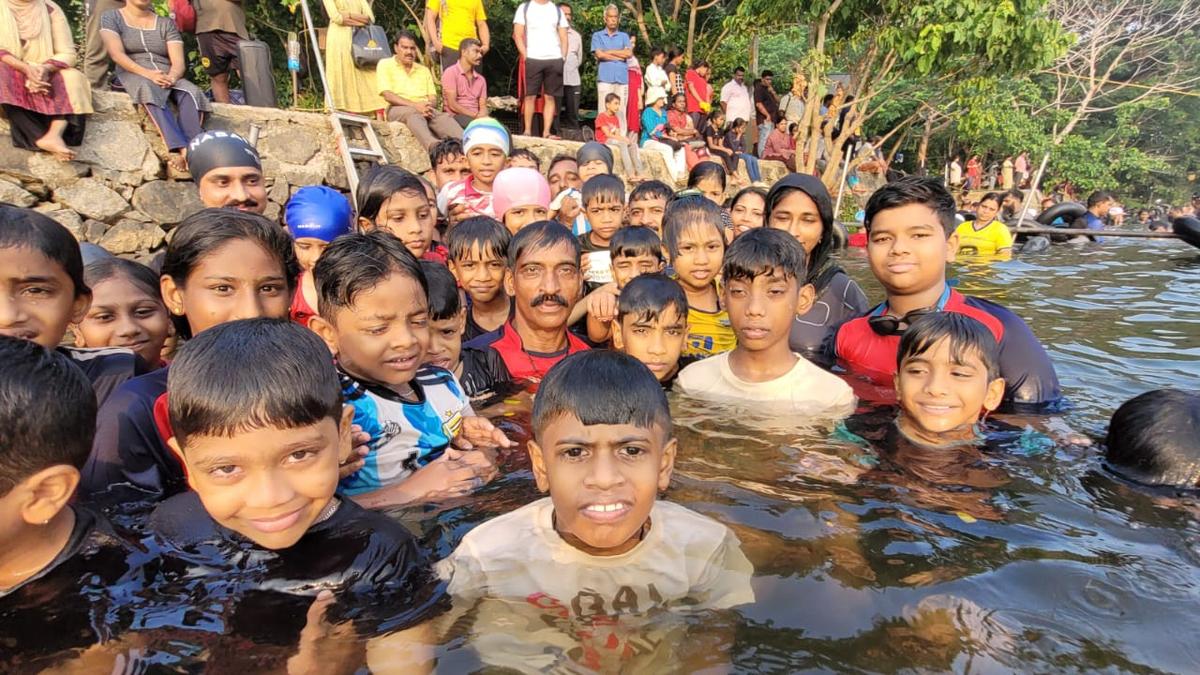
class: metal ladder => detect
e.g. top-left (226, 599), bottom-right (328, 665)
top-left (330, 112), bottom-right (387, 197)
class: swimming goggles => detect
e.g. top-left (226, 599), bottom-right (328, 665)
top-left (866, 286), bottom-right (952, 336)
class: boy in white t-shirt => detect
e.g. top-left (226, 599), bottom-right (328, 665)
top-left (437, 350), bottom-right (753, 672)
top-left (677, 227), bottom-right (857, 417)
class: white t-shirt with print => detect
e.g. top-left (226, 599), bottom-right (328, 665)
top-left (513, 0), bottom-right (568, 61)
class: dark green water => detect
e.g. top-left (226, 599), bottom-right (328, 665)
top-left (424, 241), bottom-right (1200, 673)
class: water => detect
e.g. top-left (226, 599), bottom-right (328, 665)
top-left (10, 241), bottom-right (1200, 673)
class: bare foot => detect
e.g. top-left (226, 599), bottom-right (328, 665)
top-left (34, 135), bottom-right (75, 161)
top-left (167, 153), bottom-right (188, 174)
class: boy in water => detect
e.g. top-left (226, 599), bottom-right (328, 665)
top-left (440, 118), bottom-right (510, 224)
top-left (1104, 389), bottom-right (1200, 489)
top-left (611, 273), bottom-right (689, 386)
top-left (421, 261), bottom-right (511, 403)
top-left (583, 226), bottom-right (667, 343)
top-left (437, 351), bottom-right (753, 672)
top-left (578, 174), bottom-right (628, 292)
top-left (285, 186), bottom-right (354, 327)
top-left (662, 195), bottom-right (736, 359)
top-left (447, 217), bottom-right (513, 342)
top-left (309, 231), bottom-right (513, 508)
top-left (626, 180), bottom-right (671, 236)
top-left (678, 228), bottom-right (855, 415)
top-left (833, 176), bottom-right (1061, 411)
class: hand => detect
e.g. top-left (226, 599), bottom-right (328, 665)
top-left (402, 451), bottom-right (494, 501)
top-left (152, 72), bottom-right (174, 88)
top-left (336, 406), bottom-right (369, 479)
top-left (287, 591), bottom-right (360, 675)
top-left (454, 416), bottom-right (515, 451)
top-left (431, 38), bottom-right (443, 53)
top-left (25, 62), bottom-right (48, 84)
top-left (586, 287), bottom-right (619, 324)
top-left (580, 251), bottom-right (592, 276)
top-left (480, 43), bottom-right (490, 55)
top-left (446, 201), bottom-right (470, 226)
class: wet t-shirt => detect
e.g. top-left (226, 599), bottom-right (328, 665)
top-left (459, 346), bottom-right (516, 404)
top-left (0, 508), bottom-right (140, 671)
top-left (60, 345), bottom-right (150, 409)
top-left (788, 267), bottom-right (868, 364)
top-left (437, 497), bottom-right (754, 672)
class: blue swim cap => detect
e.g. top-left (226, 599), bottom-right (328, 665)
top-left (285, 186), bottom-right (354, 242)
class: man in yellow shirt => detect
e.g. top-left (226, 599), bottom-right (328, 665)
top-left (377, 31), bottom-right (465, 151)
top-left (424, 0), bottom-right (490, 70)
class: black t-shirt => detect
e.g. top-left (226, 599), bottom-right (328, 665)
top-left (59, 345), bottom-right (150, 409)
top-left (463, 296), bottom-right (516, 343)
top-left (459, 346), bottom-right (517, 406)
top-left (0, 508), bottom-right (138, 670)
top-left (754, 83), bottom-right (778, 125)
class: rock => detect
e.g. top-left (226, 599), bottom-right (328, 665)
top-left (54, 178), bottom-right (129, 221)
top-left (263, 201), bottom-right (281, 223)
top-left (274, 161), bottom-right (325, 188)
top-left (27, 153), bottom-right (87, 188)
top-left (84, 219), bottom-right (109, 243)
top-left (45, 210), bottom-right (85, 240)
top-left (76, 120), bottom-right (152, 172)
top-left (0, 136), bottom-right (34, 181)
top-left (322, 153), bottom-right (351, 190)
top-left (90, 90), bottom-right (139, 118)
top-left (759, 159), bottom-right (789, 185)
top-left (132, 180), bottom-right (204, 226)
top-left (0, 179), bottom-right (37, 207)
top-left (99, 219), bottom-right (166, 254)
top-left (260, 127), bottom-right (321, 165)
top-left (266, 177), bottom-right (290, 205)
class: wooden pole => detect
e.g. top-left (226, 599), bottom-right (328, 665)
top-left (1014, 227), bottom-right (1183, 239)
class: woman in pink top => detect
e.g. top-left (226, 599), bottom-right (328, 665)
top-left (761, 114), bottom-right (795, 171)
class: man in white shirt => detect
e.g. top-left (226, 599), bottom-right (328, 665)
top-left (559, 2), bottom-right (583, 134)
top-left (719, 67), bottom-right (753, 125)
top-left (513, 0), bottom-right (569, 138)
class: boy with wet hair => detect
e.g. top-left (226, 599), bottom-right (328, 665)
top-left (893, 312), bottom-right (1006, 447)
top-left (678, 227), bottom-right (854, 414)
top-left (437, 350), bottom-right (753, 671)
top-left (147, 319), bottom-right (440, 665)
top-left (309, 231), bottom-right (512, 508)
top-left (662, 195), bottom-right (736, 359)
top-left (447, 216), bottom-right (513, 341)
top-left (611, 273), bottom-right (689, 386)
top-left (577, 174), bottom-right (627, 290)
top-left (429, 138), bottom-right (471, 190)
top-left (625, 179), bottom-right (672, 236)
top-left (832, 175), bottom-right (1061, 412)
top-left (421, 261), bottom-right (512, 403)
top-left (507, 147), bottom-right (542, 171)
top-left (583, 226), bottom-right (666, 343)
top-left (1105, 389), bottom-right (1200, 489)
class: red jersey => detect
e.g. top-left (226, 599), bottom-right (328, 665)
top-left (463, 321), bottom-right (590, 389)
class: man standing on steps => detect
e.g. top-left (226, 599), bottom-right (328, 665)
top-left (423, 0), bottom-right (489, 71)
top-left (195, 0), bottom-right (249, 103)
top-left (83, 0), bottom-right (125, 88)
top-left (378, 30), bottom-right (465, 151)
top-left (513, 0), bottom-right (568, 138)
top-left (591, 4), bottom-right (632, 137)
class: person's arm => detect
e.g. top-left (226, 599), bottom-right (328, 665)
top-left (442, 72), bottom-right (469, 117)
top-left (477, 77), bottom-right (488, 117)
top-left (164, 23), bottom-right (186, 84)
top-left (512, 20), bottom-right (527, 60)
top-left (324, 0), bottom-right (369, 27)
top-left (377, 65), bottom-right (431, 112)
top-left (423, 1), bottom-right (441, 52)
top-left (558, 25), bottom-right (568, 59)
top-left (46, 4), bottom-right (78, 68)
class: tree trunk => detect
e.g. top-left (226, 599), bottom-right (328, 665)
top-left (917, 114), bottom-right (933, 176)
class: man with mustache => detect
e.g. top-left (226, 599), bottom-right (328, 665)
top-left (188, 131), bottom-right (268, 215)
top-left (465, 220), bottom-right (589, 388)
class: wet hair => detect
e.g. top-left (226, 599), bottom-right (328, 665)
top-left (688, 161), bottom-right (727, 193)
top-left (509, 148), bottom-right (541, 170)
top-left (356, 165), bottom-right (427, 223)
top-left (447, 216), bottom-right (510, 262)
top-left (83, 257), bottom-right (163, 303)
top-left (532, 350), bottom-right (670, 438)
top-left (0, 336), bottom-right (96, 496)
top-left (582, 174), bottom-right (625, 207)
top-left (1087, 191), bottom-right (1114, 208)
top-left (662, 195), bottom-right (724, 258)
top-left (429, 138), bottom-right (464, 168)
top-left (1005, 188), bottom-right (1024, 202)
top-left (628, 179), bottom-right (672, 204)
top-left (0, 204), bottom-right (87, 297)
top-left (162, 208), bottom-right (300, 339)
top-left (863, 175), bottom-right (958, 235)
top-left (419, 260), bottom-right (461, 321)
top-left (722, 227), bottom-right (807, 283)
top-left (547, 154), bottom-right (578, 174)
top-left (168, 319), bottom-right (342, 448)
top-left (979, 192), bottom-right (1003, 208)
top-left (507, 220), bottom-right (581, 268)
top-left (610, 226), bottom-right (664, 262)
top-left (897, 313), bottom-right (1000, 380)
top-left (1105, 389), bottom-right (1200, 489)
top-left (314, 230), bottom-right (428, 323)
top-left (616, 272), bottom-right (686, 325)
top-left (731, 186), bottom-right (767, 211)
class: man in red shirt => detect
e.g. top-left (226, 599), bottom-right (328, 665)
top-left (464, 220), bottom-right (589, 388)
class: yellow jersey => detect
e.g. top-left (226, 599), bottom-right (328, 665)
top-left (955, 219), bottom-right (1014, 256)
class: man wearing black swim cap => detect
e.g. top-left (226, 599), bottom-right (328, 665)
top-left (188, 131), bottom-right (268, 215)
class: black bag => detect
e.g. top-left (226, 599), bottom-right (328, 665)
top-left (237, 39), bottom-right (277, 108)
top-left (352, 25), bottom-right (392, 68)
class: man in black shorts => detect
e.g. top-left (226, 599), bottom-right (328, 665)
top-left (195, 0), bottom-right (248, 103)
top-left (512, 0), bottom-right (568, 138)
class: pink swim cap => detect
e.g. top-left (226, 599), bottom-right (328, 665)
top-left (492, 167), bottom-right (552, 218)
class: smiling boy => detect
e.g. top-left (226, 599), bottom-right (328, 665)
top-left (832, 176), bottom-right (1061, 412)
top-left (677, 228), bottom-right (855, 415)
top-left (437, 351), bottom-right (753, 670)
top-left (578, 174), bottom-right (627, 291)
top-left (447, 217), bottom-right (514, 341)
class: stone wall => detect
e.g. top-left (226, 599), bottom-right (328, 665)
top-left (0, 91), bottom-right (787, 261)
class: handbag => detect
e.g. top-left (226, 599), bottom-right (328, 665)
top-left (351, 25), bottom-right (392, 68)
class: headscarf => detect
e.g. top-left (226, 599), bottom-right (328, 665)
top-left (0, 0), bottom-right (52, 59)
top-left (492, 167), bottom-right (551, 218)
top-left (764, 173), bottom-right (838, 285)
top-left (285, 186), bottom-right (354, 242)
top-left (576, 142), bottom-right (614, 173)
top-left (462, 117), bottom-right (511, 155)
top-left (187, 131), bottom-right (261, 183)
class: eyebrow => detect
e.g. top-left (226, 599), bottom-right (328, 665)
top-left (556, 434), bottom-right (651, 447)
top-left (13, 275), bottom-right (60, 284)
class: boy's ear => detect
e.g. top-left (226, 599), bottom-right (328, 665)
top-left (503, 269), bottom-right (516, 298)
top-left (945, 231), bottom-right (960, 262)
top-left (166, 437), bottom-right (197, 491)
top-left (610, 321), bottom-right (625, 350)
top-left (794, 282), bottom-right (816, 318)
top-left (526, 439), bottom-right (551, 493)
top-left (654, 259), bottom-right (665, 272)
top-left (161, 274), bottom-right (184, 317)
top-left (70, 291), bottom-right (91, 326)
top-left (983, 377), bottom-right (1006, 413)
top-left (308, 315), bottom-right (339, 356)
top-left (72, 325), bottom-right (87, 348)
top-left (337, 404), bottom-right (355, 465)
top-left (357, 216), bottom-right (375, 231)
top-left (447, 260), bottom-right (462, 285)
top-left (16, 465), bottom-right (80, 526)
top-left (657, 436), bottom-right (678, 492)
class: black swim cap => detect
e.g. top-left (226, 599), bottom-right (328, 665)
top-left (187, 131), bottom-right (262, 183)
